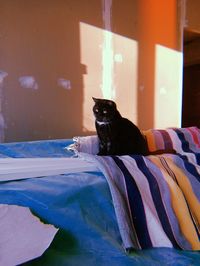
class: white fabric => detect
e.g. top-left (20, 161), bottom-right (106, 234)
top-left (66, 135), bottom-right (99, 155)
top-left (0, 204), bottom-right (58, 266)
top-left (0, 157), bottom-right (98, 181)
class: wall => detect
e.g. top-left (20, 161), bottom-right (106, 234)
top-left (182, 0), bottom-right (200, 127)
top-left (137, 0), bottom-right (183, 129)
top-left (185, 0), bottom-right (200, 31)
top-left (0, 0), bottom-right (102, 142)
top-left (0, 0), bottom-right (183, 142)
top-left (184, 0), bottom-right (200, 66)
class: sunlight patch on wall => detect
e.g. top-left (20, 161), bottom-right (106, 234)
top-left (102, 0), bottom-right (115, 100)
top-left (102, 30), bottom-right (115, 100)
top-left (80, 22), bottom-right (138, 132)
top-left (154, 44), bottom-right (183, 129)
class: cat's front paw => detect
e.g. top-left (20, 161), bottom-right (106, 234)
top-left (97, 146), bottom-right (107, 156)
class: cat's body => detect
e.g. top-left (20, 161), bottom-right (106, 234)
top-left (93, 97), bottom-right (149, 156)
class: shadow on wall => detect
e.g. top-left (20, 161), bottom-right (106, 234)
top-left (0, 1), bottom-right (93, 142)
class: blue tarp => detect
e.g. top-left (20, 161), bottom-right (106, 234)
top-left (0, 139), bottom-right (199, 265)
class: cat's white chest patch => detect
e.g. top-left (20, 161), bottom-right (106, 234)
top-left (96, 121), bottom-right (110, 126)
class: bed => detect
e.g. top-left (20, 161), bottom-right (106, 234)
top-left (0, 127), bottom-right (200, 265)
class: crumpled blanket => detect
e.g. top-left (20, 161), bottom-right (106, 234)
top-left (71, 127), bottom-right (200, 251)
top-left (91, 153), bottom-right (200, 251)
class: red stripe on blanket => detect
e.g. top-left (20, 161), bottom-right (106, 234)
top-left (160, 130), bottom-right (174, 150)
top-left (188, 127), bottom-right (200, 148)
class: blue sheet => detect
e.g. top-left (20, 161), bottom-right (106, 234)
top-left (0, 139), bottom-right (199, 265)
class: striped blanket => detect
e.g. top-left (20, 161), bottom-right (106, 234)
top-left (94, 154), bottom-right (200, 251)
top-left (144, 127), bottom-right (200, 156)
top-left (76, 127), bottom-right (200, 251)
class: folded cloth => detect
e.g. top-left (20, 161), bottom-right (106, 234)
top-left (144, 127), bottom-right (200, 154)
top-left (0, 158), bottom-right (98, 181)
top-left (66, 135), bottom-right (99, 155)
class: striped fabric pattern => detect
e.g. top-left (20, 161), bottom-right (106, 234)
top-left (77, 127), bottom-right (200, 250)
top-left (144, 127), bottom-right (200, 154)
top-left (94, 154), bottom-right (200, 251)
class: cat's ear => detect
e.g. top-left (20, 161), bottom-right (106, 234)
top-left (92, 97), bottom-right (98, 103)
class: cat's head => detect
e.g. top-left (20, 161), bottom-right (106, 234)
top-left (92, 97), bottom-right (118, 122)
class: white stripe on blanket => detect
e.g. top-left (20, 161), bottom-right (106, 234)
top-left (0, 158), bottom-right (98, 181)
top-left (122, 156), bottom-right (173, 248)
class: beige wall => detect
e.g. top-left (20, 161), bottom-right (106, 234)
top-left (137, 0), bottom-right (183, 129)
top-left (0, 0), bottom-right (183, 142)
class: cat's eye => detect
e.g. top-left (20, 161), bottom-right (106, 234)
top-left (103, 110), bottom-right (108, 114)
top-left (95, 108), bottom-right (99, 113)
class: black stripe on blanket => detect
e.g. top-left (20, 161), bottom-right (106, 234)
top-left (159, 156), bottom-right (200, 241)
top-left (112, 156), bottom-right (152, 249)
top-left (113, 155), bottom-right (181, 249)
top-left (132, 155), bottom-right (181, 249)
top-left (180, 156), bottom-right (200, 183)
top-left (175, 129), bottom-right (200, 164)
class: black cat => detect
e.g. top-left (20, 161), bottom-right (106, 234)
top-left (92, 97), bottom-right (149, 156)
top-left (93, 97), bottom-right (176, 156)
